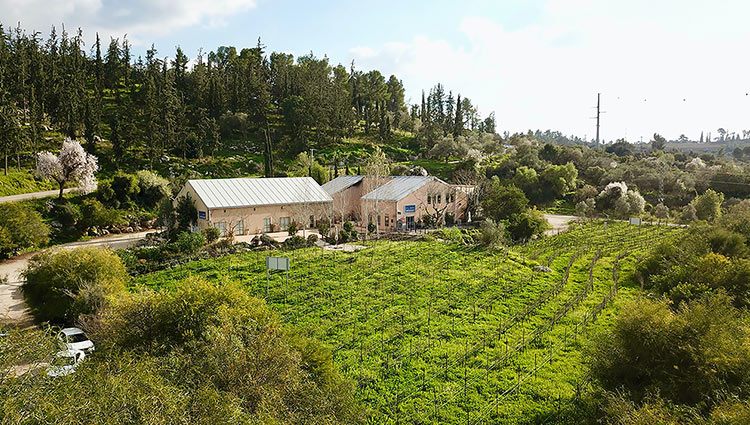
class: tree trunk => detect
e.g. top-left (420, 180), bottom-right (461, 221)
top-left (4, 153), bottom-right (7, 176)
top-left (58, 182), bottom-right (65, 200)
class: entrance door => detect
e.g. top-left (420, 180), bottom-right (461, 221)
top-left (263, 218), bottom-right (271, 233)
top-left (406, 216), bottom-right (415, 231)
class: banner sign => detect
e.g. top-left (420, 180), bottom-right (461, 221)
top-left (404, 205), bottom-right (416, 213)
top-left (198, 211), bottom-right (207, 220)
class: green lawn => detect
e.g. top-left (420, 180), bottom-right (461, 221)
top-left (134, 222), bottom-right (683, 424)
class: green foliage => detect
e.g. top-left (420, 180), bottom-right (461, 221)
top-left (0, 202), bottom-right (49, 257)
top-left (88, 277), bottom-right (363, 423)
top-left (174, 231), bottom-right (206, 254)
top-left (51, 200), bottom-right (80, 228)
top-left (691, 189), bottom-right (724, 222)
top-left (22, 247), bottom-right (128, 323)
top-left (508, 208), bottom-right (549, 241)
top-left (201, 226), bottom-right (221, 244)
top-left (175, 194), bottom-right (197, 232)
top-left (135, 170), bottom-right (171, 208)
top-left (480, 177), bottom-right (529, 222)
top-left (0, 171), bottom-right (57, 196)
top-left (588, 293), bottom-right (750, 407)
top-left (478, 218), bottom-right (507, 247)
top-left (110, 172), bottom-right (139, 208)
top-left (77, 198), bottom-right (123, 231)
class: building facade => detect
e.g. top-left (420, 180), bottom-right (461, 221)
top-left (323, 175), bottom-right (470, 231)
top-left (176, 177), bottom-right (333, 236)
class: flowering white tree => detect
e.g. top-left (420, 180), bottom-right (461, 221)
top-left (36, 138), bottom-right (98, 200)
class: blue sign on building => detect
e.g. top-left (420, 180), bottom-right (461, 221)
top-left (198, 211), bottom-right (207, 220)
top-left (404, 205), bottom-right (416, 213)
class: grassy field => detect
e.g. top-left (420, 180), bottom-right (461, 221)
top-left (134, 221), bottom-right (683, 424)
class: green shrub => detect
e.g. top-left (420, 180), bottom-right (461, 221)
top-left (110, 172), bottom-right (139, 208)
top-left (507, 209), bottom-right (548, 241)
top-left (479, 218), bottom-right (507, 247)
top-left (78, 198), bottom-right (123, 231)
top-left (22, 247), bottom-right (128, 323)
top-left (287, 221), bottom-right (299, 236)
top-left (201, 226), bottom-right (221, 243)
top-left (283, 235), bottom-right (306, 249)
top-left (307, 234), bottom-right (318, 246)
top-left (136, 170), bottom-right (171, 208)
top-left (343, 221), bottom-right (354, 232)
top-left (0, 202), bottom-right (49, 257)
top-left (173, 231), bottom-right (206, 254)
top-left (175, 194), bottom-right (197, 232)
top-left (588, 293), bottom-right (750, 407)
top-left (51, 200), bottom-right (80, 228)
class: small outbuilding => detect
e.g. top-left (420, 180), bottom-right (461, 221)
top-left (176, 177), bottom-right (333, 236)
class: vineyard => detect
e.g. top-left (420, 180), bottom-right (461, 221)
top-left (135, 221), bottom-right (684, 424)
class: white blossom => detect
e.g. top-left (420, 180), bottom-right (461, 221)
top-left (36, 138), bottom-right (98, 196)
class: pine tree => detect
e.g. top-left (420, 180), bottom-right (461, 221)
top-left (453, 94), bottom-right (463, 138)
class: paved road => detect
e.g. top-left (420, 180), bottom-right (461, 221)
top-left (0, 231), bottom-right (150, 327)
top-left (0, 188), bottom-right (78, 204)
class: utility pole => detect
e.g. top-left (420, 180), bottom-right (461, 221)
top-left (590, 93), bottom-right (605, 146)
top-left (595, 93), bottom-right (601, 146)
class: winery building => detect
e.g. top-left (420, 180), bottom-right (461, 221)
top-left (322, 175), bottom-right (469, 230)
top-left (176, 177), bottom-right (333, 236)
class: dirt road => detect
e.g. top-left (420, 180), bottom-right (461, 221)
top-left (543, 214), bottom-right (578, 236)
top-left (0, 231), bottom-right (150, 326)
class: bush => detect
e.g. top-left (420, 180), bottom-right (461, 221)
top-left (287, 221), bottom-right (299, 236)
top-left (22, 247), bottom-right (128, 323)
top-left (110, 172), bottom-right (139, 209)
top-left (175, 194), bottom-right (197, 232)
top-left (507, 209), bottom-right (548, 241)
top-left (201, 226), bottom-right (221, 243)
top-left (588, 293), bottom-right (750, 407)
top-left (78, 198), bottom-right (123, 231)
top-left (174, 231), bottom-right (206, 254)
top-left (479, 218), bottom-right (507, 247)
top-left (318, 218), bottom-right (330, 237)
top-left (307, 234), bottom-right (318, 246)
top-left (283, 235), bottom-right (306, 249)
top-left (343, 221), bottom-right (354, 232)
top-left (136, 170), bottom-right (170, 208)
top-left (52, 200), bottom-right (80, 228)
top-left (0, 202), bottom-right (49, 257)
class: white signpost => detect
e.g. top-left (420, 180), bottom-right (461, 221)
top-left (266, 256), bottom-right (290, 298)
top-left (629, 217), bottom-right (642, 226)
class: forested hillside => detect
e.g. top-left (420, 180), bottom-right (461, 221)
top-left (0, 24), bottom-right (495, 179)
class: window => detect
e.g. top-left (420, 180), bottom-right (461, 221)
top-left (215, 222), bottom-right (227, 237)
top-left (427, 196), bottom-right (431, 204)
top-left (280, 217), bottom-right (291, 230)
top-left (263, 218), bottom-right (271, 233)
top-left (385, 215), bottom-right (390, 227)
top-left (236, 220), bottom-right (244, 236)
top-left (377, 215), bottom-right (381, 226)
top-left (446, 192), bottom-right (451, 203)
top-left (437, 194), bottom-right (441, 204)
top-left (309, 215), bottom-right (315, 228)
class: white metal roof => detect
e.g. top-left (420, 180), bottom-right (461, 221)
top-left (321, 175), bottom-right (364, 195)
top-left (361, 176), bottom-right (439, 201)
top-left (188, 177), bottom-right (332, 209)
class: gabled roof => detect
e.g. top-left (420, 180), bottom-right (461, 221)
top-left (361, 176), bottom-right (442, 202)
top-left (321, 175), bottom-right (365, 195)
top-left (187, 177), bottom-right (332, 209)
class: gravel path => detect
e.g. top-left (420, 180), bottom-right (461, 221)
top-left (0, 231), bottom-right (150, 326)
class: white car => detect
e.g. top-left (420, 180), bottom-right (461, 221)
top-left (46, 349), bottom-right (86, 377)
top-left (58, 327), bottom-right (95, 353)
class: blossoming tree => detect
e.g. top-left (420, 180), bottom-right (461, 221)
top-left (36, 138), bottom-right (98, 200)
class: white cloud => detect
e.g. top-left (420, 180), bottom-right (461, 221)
top-left (0, 0), bottom-right (257, 45)
top-left (349, 1), bottom-right (750, 142)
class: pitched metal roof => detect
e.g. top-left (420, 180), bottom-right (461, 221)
top-left (188, 177), bottom-right (332, 209)
top-left (321, 175), bottom-right (365, 195)
top-left (361, 176), bottom-right (438, 201)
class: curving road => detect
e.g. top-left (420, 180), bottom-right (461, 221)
top-left (0, 231), bottom-right (150, 327)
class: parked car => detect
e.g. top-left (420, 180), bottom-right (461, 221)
top-left (46, 349), bottom-right (86, 377)
top-left (58, 328), bottom-right (94, 353)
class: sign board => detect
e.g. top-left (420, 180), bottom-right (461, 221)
top-left (629, 217), bottom-right (642, 226)
top-left (198, 211), bottom-right (207, 220)
top-left (266, 256), bottom-right (290, 271)
top-left (404, 205), bottom-right (416, 213)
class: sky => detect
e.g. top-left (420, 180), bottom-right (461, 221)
top-left (2, 0), bottom-right (749, 143)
